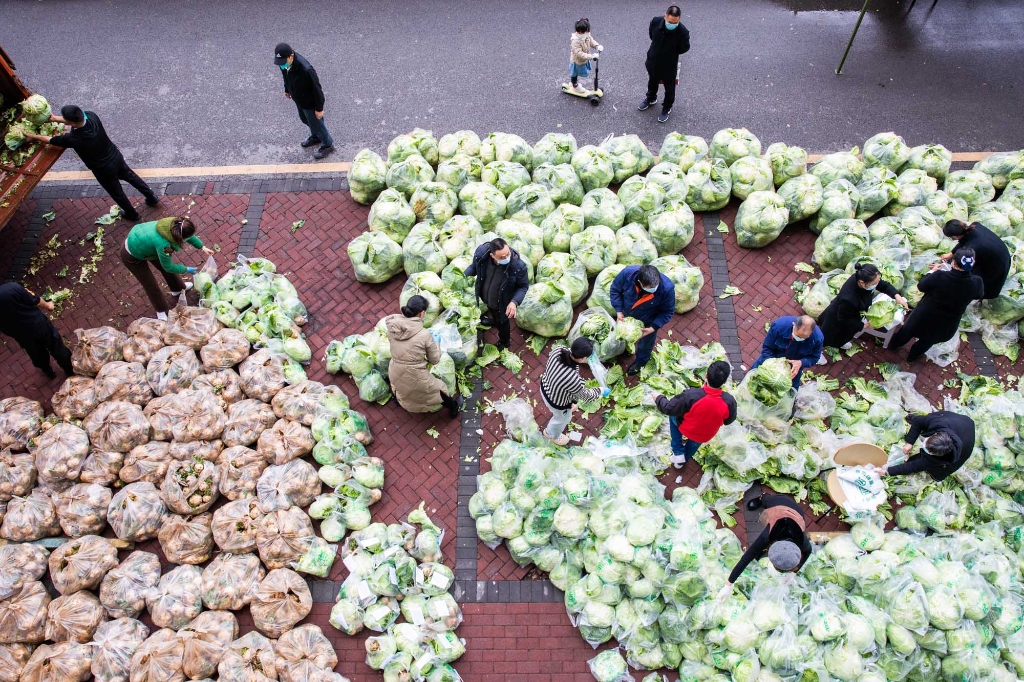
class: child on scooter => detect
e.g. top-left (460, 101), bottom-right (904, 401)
top-left (569, 18), bottom-right (603, 94)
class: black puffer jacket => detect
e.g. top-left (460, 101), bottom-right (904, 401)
top-left (281, 52), bottom-right (326, 111)
top-left (464, 243), bottom-right (529, 312)
top-left (645, 16), bottom-right (690, 77)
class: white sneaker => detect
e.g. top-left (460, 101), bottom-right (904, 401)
top-left (169, 282), bottom-right (194, 296)
top-left (816, 355), bottom-right (828, 365)
top-left (840, 342), bottom-right (853, 350)
top-left (574, 83), bottom-right (587, 94)
top-left (156, 312), bottom-right (168, 322)
top-left (670, 454), bottom-right (687, 469)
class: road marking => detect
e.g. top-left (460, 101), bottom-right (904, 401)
top-left (39, 152), bottom-right (1000, 182)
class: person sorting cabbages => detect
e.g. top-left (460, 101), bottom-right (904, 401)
top-left (651, 360), bottom-right (736, 468)
top-left (889, 249), bottom-right (984, 362)
top-left (940, 220), bottom-right (1011, 300)
top-left (465, 238), bottom-right (530, 351)
top-left (0, 282), bottom-right (74, 380)
top-left (610, 264), bottom-right (675, 376)
top-left (877, 410), bottom-right (975, 481)
top-left (538, 338), bottom-right (607, 446)
top-left (751, 315), bottom-right (822, 389)
top-left (385, 295), bottom-right (463, 418)
top-left (719, 494), bottom-right (813, 596)
top-left (816, 263), bottom-right (908, 357)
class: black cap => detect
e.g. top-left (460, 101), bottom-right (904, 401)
top-left (274, 43), bottom-right (293, 66)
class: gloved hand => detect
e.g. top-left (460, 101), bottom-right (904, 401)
top-left (601, 388), bottom-right (611, 398)
top-left (597, 45), bottom-right (604, 52)
top-left (186, 267), bottom-right (197, 274)
top-left (716, 585), bottom-right (732, 602)
top-left (590, 53), bottom-right (600, 60)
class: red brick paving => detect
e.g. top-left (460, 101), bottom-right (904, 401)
top-left (0, 198), bottom-right (34, 277)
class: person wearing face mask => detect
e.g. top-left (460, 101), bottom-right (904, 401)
top-left (638, 5), bottom-right (690, 124)
top-left (889, 249), bottom-right (984, 362)
top-left (274, 43), bottom-right (334, 159)
top-left (464, 238), bottom-right (530, 350)
top-left (940, 220), bottom-right (1011, 300)
top-left (751, 315), bottom-right (823, 389)
top-left (876, 410), bottom-right (975, 481)
top-left (816, 263), bottom-right (909, 360)
top-left (385, 295), bottom-right (463, 418)
top-left (539, 338), bottom-right (607, 446)
top-left (610, 264), bottom-right (676, 375)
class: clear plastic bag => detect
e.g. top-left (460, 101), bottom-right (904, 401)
top-left (256, 506), bottom-right (316, 570)
top-left (0, 543), bottom-right (48, 602)
top-left (162, 456), bottom-right (220, 515)
top-left (94, 361), bottom-right (153, 405)
top-left (107, 482), bottom-right (167, 541)
top-left (212, 498), bottom-right (264, 553)
top-left (257, 418), bottom-right (314, 466)
top-left (0, 397), bottom-right (43, 452)
top-left (91, 617), bottom-right (149, 682)
top-left (0, 448), bottom-right (36, 502)
top-left (168, 438), bottom-right (223, 463)
top-left (164, 305), bottom-right (222, 349)
top-left (223, 399), bottom-right (278, 447)
top-left (51, 376), bottom-right (98, 420)
top-left (219, 445), bottom-right (268, 500)
top-left (33, 422), bottom-right (89, 490)
top-left (123, 318), bottom-right (167, 365)
top-left (119, 441), bottom-right (172, 484)
top-left (218, 631), bottom-right (277, 682)
top-left (271, 381), bottom-right (339, 426)
top-left (491, 397), bottom-right (545, 446)
top-left (71, 326), bottom-right (126, 377)
top-left (49, 534), bottom-right (118, 595)
top-left (190, 368), bottom-right (245, 408)
top-left (84, 401), bottom-right (151, 453)
top-left (256, 459), bottom-right (320, 512)
top-left (79, 449), bottom-right (123, 486)
top-left (569, 308), bottom-right (625, 362)
top-left (250, 567), bottom-right (312, 638)
top-left (0, 580), bottom-right (50, 643)
top-left (158, 512), bottom-right (214, 565)
top-left (200, 328), bottom-right (250, 370)
top-left (165, 389), bottom-right (225, 443)
top-left (146, 344), bottom-right (202, 396)
top-left (275, 624), bottom-right (337, 682)
top-left (20, 641), bottom-right (93, 682)
top-left (880, 371), bottom-right (932, 415)
top-left (1, 489), bottom-right (60, 542)
top-left (924, 334), bottom-right (959, 367)
top-left (200, 552), bottom-right (265, 611)
top-left (99, 552), bottom-right (161, 620)
top-left (179, 610), bottom-right (238, 680)
top-left (239, 348), bottom-right (289, 402)
top-left (129, 628), bottom-right (185, 682)
top-left (0, 642), bottom-right (34, 681)
top-left (146, 565), bottom-right (203, 631)
top-left (45, 591), bottom-right (107, 643)
top-left (794, 380), bottom-right (837, 421)
top-left (54, 483), bottom-right (112, 537)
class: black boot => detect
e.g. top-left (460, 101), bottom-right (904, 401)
top-left (441, 393), bottom-right (462, 419)
top-left (746, 496), bottom-right (763, 512)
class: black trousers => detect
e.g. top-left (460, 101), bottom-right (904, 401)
top-left (92, 160), bottom-right (155, 217)
top-left (889, 326), bottom-right (937, 362)
top-left (646, 70), bottom-right (676, 109)
top-left (13, 324), bottom-right (73, 376)
top-left (486, 306), bottom-right (511, 346)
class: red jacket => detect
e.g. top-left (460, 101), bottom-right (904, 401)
top-left (655, 385), bottom-right (737, 443)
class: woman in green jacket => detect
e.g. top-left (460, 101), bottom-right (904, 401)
top-left (120, 217), bottom-right (214, 319)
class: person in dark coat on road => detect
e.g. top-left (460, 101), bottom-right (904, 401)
top-left (751, 315), bottom-right (822, 389)
top-left (610, 264), bottom-right (676, 375)
top-left (638, 5), bottom-right (690, 123)
top-left (719, 494), bottom-right (812, 597)
top-left (817, 263), bottom-right (908, 352)
top-left (890, 249), bottom-right (985, 362)
top-left (652, 360), bottom-right (737, 468)
top-left (0, 282), bottom-right (74, 379)
top-left (940, 220), bottom-right (1011, 300)
top-left (879, 410), bottom-right (975, 481)
top-left (274, 43), bottom-right (334, 159)
top-left (464, 238), bottom-right (530, 350)
top-left (25, 105), bottom-right (158, 221)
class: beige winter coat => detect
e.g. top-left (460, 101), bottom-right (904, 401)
top-left (570, 32), bottom-right (601, 65)
top-left (385, 314), bottom-right (446, 413)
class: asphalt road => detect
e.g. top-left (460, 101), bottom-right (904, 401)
top-left (3, 0), bottom-right (1023, 172)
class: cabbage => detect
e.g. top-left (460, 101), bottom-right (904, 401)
top-left (646, 162), bottom-right (690, 203)
top-left (903, 143), bottom-right (953, 182)
top-left (481, 160), bottom-right (532, 197)
top-left (570, 225), bottom-right (618, 277)
top-left (438, 215), bottom-right (483, 260)
top-left (1003, 179), bottom-right (1024, 213)
top-left (496, 219), bottom-right (544, 266)
top-left (778, 174), bottom-right (824, 223)
top-left (386, 153), bottom-right (435, 197)
top-left (437, 129), bottom-right (481, 160)
top-left (885, 168), bottom-right (938, 216)
top-left (458, 181), bottom-right (507, 229)
top-left (517, 281), bottom-right (574, 338)
top-left (571, 145), bottom-right (615, 192)
top-left (901, 206), bottom-right (945, 251)
top-left (368, 188), bottom-right (416, 243)
top-left (410, 182), bottom-right (459, 224)
top-left (856, 166), bottom-right (899, 219)
top-left (532, 163), bottom-right (584, 206)
top-left (601, 134), bottom-right (654, 184)
top-left (926, 190), bottom-right (970, 225)
top-left (403, 222), bottom-right (448, 275)
top-left (553, 501), bottom-right (588, 537)
top-left (618, 176), bottom-right (667, 226)
top-left (21, 94), bottom-right (52, 124)
top-left (926, 586), bottom-right (963, 630)
top-left (349, 149), bottom-right (388, 204)
top-left (388, 128), bottom-right (439, 165)
top-left (810, 179), bottom-right (859, 234)
top-left (969, 201), bottom-right (1024, 238)
top-left (981, 273), bottom-right (1024, 325)
top-left (724, 618), bottom-right (761, 653)
top-left (533, 132), bottom-right (578, 166)
top-left (811, 148), bottom-right (865, 185)
top-left (744, 358), bottom-right (793, 407)
top-left (945, 169), bottom-right (996, 210)
top-left (616, 223), bottom-right (659, 265)
top-left (823, 642), bottom-right (863, 680)
top-left (541, 203), bottom-right (585, 252)
top-left (348, 231), bottom-right (404, 283)
top-left (587, 264), bottom-right (627, 314)
top-left (646, 201), bottom-right (695, 255)
top-left (735, 191), bottom-right (789, 248)
top-left (730, 155), bottom-right (774, 200)
top-left (581, 188), bottom-right (626, 229)
top-left (813, 219), bottom-right (869, 270)
top-left (765, 142), bottom-right (808, 186)
top-left (436, 153), bottom-right (483, 192)
top-left (659, 132), bottom-right (708, 170)
top-left (685, 158), bottom-right (732, 212)
top-left (588, 650), bottom-right (628, 682)
top-left (536, 252), bottom-right (589, 305)
top-left (709, 128), bottom-right (761, 167)
top-left (864, 132), bottom-right (911, 171)
top-left (481, 132), bottom-right (533, 170)
top-left (505, 182), bottom-right (555, 226)
top-left (864, 294), bottom-right (900, 329)
top-left (974, 150), bottom-right (1024, 190)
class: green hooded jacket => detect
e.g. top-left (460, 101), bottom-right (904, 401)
top-left (125, 218), bottom-right (203, 274)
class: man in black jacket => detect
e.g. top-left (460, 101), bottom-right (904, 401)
top-left (880, 410), bottom-right (975, 481)
top-left (638, 5), bottom-right (691, 123)
top-left (0, 282), bottom-right (74, 379)
top-left (464, 238), bottom-right (530, 350)
top-left (274, 43), bottom-right (334, 159)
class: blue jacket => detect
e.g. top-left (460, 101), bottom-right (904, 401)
top-left (758, 316), bottom-right (823, 370)
top-left (610, 266), bottom-right (676, 329)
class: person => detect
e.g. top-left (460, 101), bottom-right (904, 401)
top-left (274, 43), bottom-right (334, 159)
top-left (718, 494), bottom-right (813, 597)
top-left (464, 238), bottom-right (530, 351)
top-left (638, 5), bottom-right (690, 124)
top-left (752, 315), bottom-right (823, 389)
top-left (24, 105), bottom-right (157, 221)
top-left (385, 295), bottom-right (462, 418)
top-left (877, 410), bottom-right (975, 481)
top-left (817, 263), bottom-right (909, 357)
top-left (539, 338), bottom-right (607, 446)
top-left (568, 18), bottom-right (603, 94)
top-left (652, 360), bottom-right (736, 468)
top-left (610, 264), bottom-right (676, 375)
top-left (940, 220), bottom-right (1011, 300)
top-left (0, 282), bottom-right (74, 380)
top-left (121, 217), bottom-right (214, 321)
top-left (890, 249), bottom-right (984, 362)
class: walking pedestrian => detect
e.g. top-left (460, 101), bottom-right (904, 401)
top-left (385, 295), bottom-right (463, 418)
top-left (24, 105), bottom-right (158, 221)
top-left (638, 5), bottom-right (690, 123)
top-left (651, 360), bottom-right (736, 468)
top-left (817, 263), bottom-right (908, 356)
top-left (539, 338), bottom-right (607, 446)
top-left (0, 282), bottom-right (74, 379)
top-left (877, 410), bottom-right (975, 482)
top-left (274, 43), bottom-right (335, 160)
top-left (890, 249), bottom-right (984, 362)
top-left (120, 217), bottom-right (214, 321)
top-left (751, 315), bottom-right (823, 389)
top-left (940, 220), bottom-right (1011, 300)
top-left (567, 18), bottom-right (603, 94)
top-left (610, 264), bottom-right (675, 375)
top-left (464, 238), bottom-right (530, 351)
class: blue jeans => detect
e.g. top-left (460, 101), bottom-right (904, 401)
top-left (633, 329), bottom-right (658, 368)
top-left (751, 353), bottom-right (803, 389)
top-left (669, 416), bottom-right (704, 460)
top-left (297, 106), bottom-right (333, 148)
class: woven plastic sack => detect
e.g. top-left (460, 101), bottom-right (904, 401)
top-left (200, 328), bottom-right (250, 370)
top-left (168, 438), bottom-right (223, 463)
top-left (0, 543), bottom-right (48, 601)
top-left (146, 565), bottom-right (203, 631)
top-left (275, 624), bottom-right (337, 682)
top-left (20, 641), bottom-right (92, 682)
top-left (146, 344), bottom-right (201, 396)
top-left (180, 610), bottom-right (239, 680)
top-left (0, 397), bottom-right (43, 452)
top-left (257, 506), bottom-right (316, 570)
top-left (33, 422), bottom-right (89, 490)
top-left (72, 326), bottom-right (126, 376)
top-left (54, 483), bottom-right (111, 537)
top-left (0, 448), bottom-right (35, 502)
top-left (94, 361), bottom-right (153, 405)
top-left (163, 305), bottom-right (222, 349)
top-left (257, 419), bottom-right (314, 466)
top-left (1, 489), bottom-right (60, 542)
top-left (91, 617), bottom-right (149, 682)
top-left (129, 628), bottom-right (184, 682)
top-left (219, 445), bottom-right (267, 500)
top-left (99, 551), bottom-right (161, 619)
top-left (45, 591), bottom-right (107, 643)
top-left (0, 642), bottom-right (33, 681)
top-left (123, 318), bottom-right (167, 364)
top-left (52, 376), bottom-right (98, 420)
top-left (200, 552), bottom-right (265, 611)
top-left (222, 399), bottom-right (277, 447)
top-left (158, 512), bottom-right (214, 565)
top-left (107, 482), bottom-right (167, 541)
top-left (79, 449), bottom-right (123, 486)
top-left (48, 534), bottom-right (118, 595)
top-left (212, 498), bottom-right (264, 553)
top-left (120, 441), bottom-right (172, 484)
top-left (85, 401), bottom-right (151, 453)
top-left (190, 368), bottom-right (244, 408)
top-left (162, 457), bottom-right (221, 516)
top-left (218, 631), bottom-right (277, 682)
top-left (256, 459), bottom-right (319, 513)
top-left (251, 568), bottom-right (312, 638)
top-left (0, 580), bottom-right (50, 643)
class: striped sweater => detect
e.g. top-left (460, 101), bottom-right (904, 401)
top-left (540, 346), bottom-right (601, 410)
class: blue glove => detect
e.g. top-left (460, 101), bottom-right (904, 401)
top-left (601, 388), bottom-right (611, 398)
top-left (186, 267), bottom-right (197, 274)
